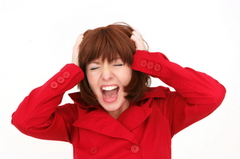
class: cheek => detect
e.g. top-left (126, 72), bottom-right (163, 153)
top-left (86, 72), bottom-right (98, 91)
top-left (121, 68), bottom-right (132, 85)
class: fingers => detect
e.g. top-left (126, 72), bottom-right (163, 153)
top-left (132, 30), bottom-right (143, 40)
top-left (131, 30), bottom-right (147, 51)
top-left (72, 34), bottom-right (84, 66)
top-left (74, 34), bottom-right (84, 48)
top-left (76, 34), bottom-right (84, 44)
top-left (73, 34), bottom-right (84, 52)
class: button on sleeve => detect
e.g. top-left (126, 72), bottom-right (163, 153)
top-left (154, 63), bottom-right (161, 71)
top-left (57, 77), bottom-right (65, 84)
top-left (63, 71), bottom-right (70, 79)
top-left (50, 82), bottom-right (58, 89)
top-left (140, 59), bottom-right (147, 67)
top-left (147, 61), bottom-right (154, 69)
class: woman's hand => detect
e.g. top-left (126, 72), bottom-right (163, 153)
top-left (72, 34), bottom-right (84, 66)
top-left (131, 30), bottom-right (147, 51)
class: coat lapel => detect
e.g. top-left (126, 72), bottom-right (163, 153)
top-left (118, 103), bottom-right (152, 131)
top-left (117, 86), bottom-right (167, 131)
top-left (72, 108), bottom-right (139, 144)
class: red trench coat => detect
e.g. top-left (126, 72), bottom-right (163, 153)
top-left (12, 50), bottom-right (226, 159)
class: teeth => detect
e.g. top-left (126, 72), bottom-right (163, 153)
top-left (102, 86), bottom-right (118, 91)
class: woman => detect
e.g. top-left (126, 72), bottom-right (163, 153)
top-left (12, 23), bottom-right (226, 158)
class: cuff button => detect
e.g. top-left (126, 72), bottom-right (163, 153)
top-left (147, 61), bottom-right (154, 69)
top-left (140, 59), bottom-right (147, 67)
top-left (50, 82), bottom-right (58, 89)
top-left (154, 64), bottom-right (161, 71)
top-left (57, 77), bottom-right (65, 84)
top-left (63, 72), bottom-right (70, 79)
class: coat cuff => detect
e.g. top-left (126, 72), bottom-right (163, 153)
top-left (132, 50), bottom-right (169, 77)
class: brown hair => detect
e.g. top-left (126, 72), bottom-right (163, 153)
top-left (78, 22), bottom-right (150, 107)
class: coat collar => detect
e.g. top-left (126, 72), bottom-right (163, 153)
top-left (68, 86), bottom-right (168, 144)
top-left (138, 86), bottom-right (167, 101)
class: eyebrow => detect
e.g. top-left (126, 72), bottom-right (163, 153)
top-left (112, 57), bottom-right (122, 61)
top-left (90, 57), bottom-right (122, 63)
top-left (89, 61), bottom-right (100, 65)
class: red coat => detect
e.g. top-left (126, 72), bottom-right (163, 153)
top-left (12, 50), bottom-right (226, 159)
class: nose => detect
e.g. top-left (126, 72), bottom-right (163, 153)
top-left (101, 65), bottom-right (113, 81)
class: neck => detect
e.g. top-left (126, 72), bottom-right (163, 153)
top-left (107, 101), bottom-right (130, 119)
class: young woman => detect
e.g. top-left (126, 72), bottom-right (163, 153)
top-left (12, 23), bottom-right (226, 158)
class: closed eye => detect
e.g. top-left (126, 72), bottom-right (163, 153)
top-left (90, 67), bottom-right (99, 70)
top-left (114, 64), bottom-right (123, 66)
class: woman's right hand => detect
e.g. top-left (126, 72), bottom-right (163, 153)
top-left (72, 34), bottom-right (84, 66)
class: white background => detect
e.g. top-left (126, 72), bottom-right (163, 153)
top-left (0, 0), bottom-right (239, 158)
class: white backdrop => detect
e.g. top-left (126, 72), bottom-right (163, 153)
top-left (1, 0), bottom-right (239, 158)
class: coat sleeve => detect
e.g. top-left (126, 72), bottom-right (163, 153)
top-left (11, 64), bottom-right (84, 142)
top-left (132, 50), bottom-right (226, 135)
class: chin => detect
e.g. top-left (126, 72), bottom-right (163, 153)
top-left (101, 102), bottom-right (121, 112)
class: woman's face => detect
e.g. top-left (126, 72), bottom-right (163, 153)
top-left (86, 58), bottom-right (132, 118)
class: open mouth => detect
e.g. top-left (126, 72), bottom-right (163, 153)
top-left (101, 85), bottom-right (119, 103)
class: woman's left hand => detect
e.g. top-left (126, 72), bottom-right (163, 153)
top-left (131, 30), bottom-right (147, 51)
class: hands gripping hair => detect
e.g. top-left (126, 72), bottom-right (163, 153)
top-left (71, 30), bottom-right (146, 66)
